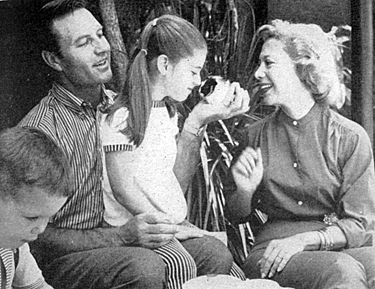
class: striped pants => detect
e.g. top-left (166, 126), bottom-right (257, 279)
top-left (154, 237), bottom-right (245, 289)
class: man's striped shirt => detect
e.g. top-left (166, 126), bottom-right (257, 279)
top-left (18, 83), bottom-right (115, 229)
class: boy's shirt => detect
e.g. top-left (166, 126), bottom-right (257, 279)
top-left (0, 244), bottom-right (52, 289)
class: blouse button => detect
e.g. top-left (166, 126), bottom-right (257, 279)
top-left (293, 121), bottom-right (298, 126)
top-left (293, 162), bottom-right (298, 168)
top-left (297, 201), bottom-right (303, 206)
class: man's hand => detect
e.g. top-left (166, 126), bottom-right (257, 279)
top-left (258, 236), bottom-right (306, 279)
top-left (174, 225), bottom-right (207, 241)
top-left (118, 212), bottom-right (179, 249)
top-left (232, 147), bottom-right (263, 194)
top-left (187, 82), bottom-right (250, 128)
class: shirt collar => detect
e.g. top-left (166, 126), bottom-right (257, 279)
top-left (277, 102), bottom-right (328, 127)
top-left (52, 82), bottom-right (115, 114)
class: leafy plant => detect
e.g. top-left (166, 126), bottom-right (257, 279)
top-left (181, 0), bottom-right (264, 266)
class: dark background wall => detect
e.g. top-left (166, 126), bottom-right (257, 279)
top-left (0, 0), bottom-right (52, 129)
top-left (268, 0), bottom-right (350, 32)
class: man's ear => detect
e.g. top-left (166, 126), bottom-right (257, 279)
top-left (156, 54), bottom-right (170, 76)
top-left (41, 50), bottom-right (63, 72)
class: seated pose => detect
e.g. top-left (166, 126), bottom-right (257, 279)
top-left (0, 127), bottom-right (71, 288)
top-left (20, 1), bottom-right (250, 288)
top-left (228, 20), bottom-right (375, 289)
top-left (99, 14), bottom-right (249, 289)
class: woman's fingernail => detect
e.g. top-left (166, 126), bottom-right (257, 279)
top-left (268, 272), bottom-right (273, 278)
top-left (261, 273), bottom-right (266, 279)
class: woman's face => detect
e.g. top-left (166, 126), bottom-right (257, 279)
top-left (165, 48), bottom-right (207, 102)
top-left (255, 39), bottom-right (306, 107)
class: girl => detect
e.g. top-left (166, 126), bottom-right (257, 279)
top-left (99, 14), bottom-right (248, 288)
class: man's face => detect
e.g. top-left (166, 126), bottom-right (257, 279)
top-left (0, 187), bottom-right (66, 249)
top-left (53, 8), bottom-right (112, 87)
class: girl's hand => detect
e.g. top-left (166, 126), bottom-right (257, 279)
top-left (232, 147), bottom-right (263, 194)
top-left (258, 236), bottom-right (306, 279)
top-left (188, 82), bottom-right (250, 128)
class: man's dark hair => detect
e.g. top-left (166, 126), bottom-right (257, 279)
top-left (37, 0), bottom-right (87, 55)
top-left (0, 127), bottom-right (72, 200)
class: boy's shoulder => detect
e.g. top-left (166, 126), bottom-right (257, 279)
top-left (12, 243), bottom-right (51, 288)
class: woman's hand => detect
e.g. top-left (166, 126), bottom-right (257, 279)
top-left (259, 236), bottom-right (306, 279)
top-left (232, 147), bottom-right (263, 194)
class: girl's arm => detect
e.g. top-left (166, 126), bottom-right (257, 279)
top-left (174, 82), bottom-right (250, 192)
top-left (106, 149), bottom-right (187, 222)
top-left (106, 150), bottom-right (160, 216)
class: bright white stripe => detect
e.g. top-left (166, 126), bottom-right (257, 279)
top-left (154, 238), bottom-right (196, 289)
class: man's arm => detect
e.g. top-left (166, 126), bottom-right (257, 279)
top-left (31, 213), bottom-right (180, 262)
top-left (31, 224), bottom-right (125, 261)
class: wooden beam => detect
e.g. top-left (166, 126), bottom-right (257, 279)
top-left (351, 0), bottom-right (374, 144)
top-left (99, 0), bottom-right (128, 94)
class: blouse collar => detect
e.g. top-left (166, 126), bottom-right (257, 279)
top-left (277, 102), bottom-right (328, 127)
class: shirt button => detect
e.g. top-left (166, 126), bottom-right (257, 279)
top-left (293, 121), bottom-right (298, 126)
top-left (293, 162), bottom-right (298, 168)
top-left (297, 201), bottom-right (303, 206)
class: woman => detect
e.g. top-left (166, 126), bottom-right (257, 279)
top-left (99, 15), bottom-right (249, 288)
top-left (229, 20), bottom-right (375, 289)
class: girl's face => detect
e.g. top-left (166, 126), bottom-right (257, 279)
top-left (165, 48), bottom-right (207, 102)
top-left (255, 39), bottom-right (306, 107)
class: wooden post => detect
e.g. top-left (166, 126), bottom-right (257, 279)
top-left (98, 0), bottom-right (128, 94)
top-left (351, 0), bottom-right (373, 144)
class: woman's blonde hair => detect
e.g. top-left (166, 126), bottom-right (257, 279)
top-left (258, 20), bottom-right (346, 109)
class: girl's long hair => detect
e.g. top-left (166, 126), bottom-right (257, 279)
top-left (107, 14), bottom-right (207, 146)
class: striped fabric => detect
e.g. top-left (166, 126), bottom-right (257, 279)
top-left (230, 262), bottom-right (246, 280)
top-left (18, 83), bottom-right (116, 229)
top-left (0, 249), bottom-right (13, 289)
top-left (0, 245), bottom-right (51, 289)
top-left (154, 238), bottom-right (196, 289)
top-left (103, 143), bottom-right (133, 153)
top-left (153, 238), bottom-right (246, 289)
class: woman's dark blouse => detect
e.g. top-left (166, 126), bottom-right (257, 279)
top-left (243, 102), bottom-right (375, 248)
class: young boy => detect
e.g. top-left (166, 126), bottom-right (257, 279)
top-left (0, 127), bottom-right (71, 289)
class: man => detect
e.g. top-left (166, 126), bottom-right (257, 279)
top-left (19, 1), bottom-right (249, 288)
top-left (0, 127), bottom-right (71, 289)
